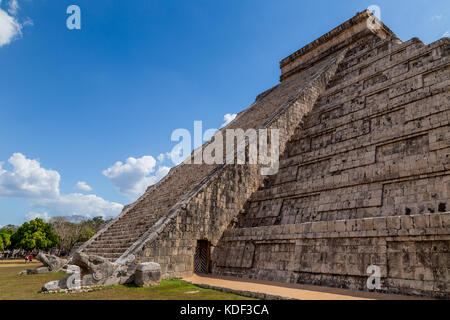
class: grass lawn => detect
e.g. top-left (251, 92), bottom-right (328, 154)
top-left (0, 261), bottom-right (253, 300)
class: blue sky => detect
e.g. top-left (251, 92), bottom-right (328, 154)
top-left (0, 0), bottom-right (449, 226)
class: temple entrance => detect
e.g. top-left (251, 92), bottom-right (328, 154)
top-left (194, 240), bottom-right (211, 274)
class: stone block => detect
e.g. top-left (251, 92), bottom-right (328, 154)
top-left (387, 216), bottom-right (401, 229)
top-left (441, 213), bottom-right (449, 228)
top-left (412, 214), bottom-right (429, 228)
top-left (363, 218), bottom-right (374, 231)
top-left (42, 278), bottom-right (69, 292)
top-left (134, 262), bottom-right (161, 287)
top-left (401, 216), bottom-right (414, 229)
top-left (373, 217), bottom-right (387, 230)
top-left (346, 219), bottom-right (357, 232)
top-left (335, 220), bottom-right (346, 232)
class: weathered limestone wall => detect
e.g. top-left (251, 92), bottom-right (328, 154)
top-left (213, 28), bottom-right (450, 298)
top-left (213, 212), bottom-right (449, 298)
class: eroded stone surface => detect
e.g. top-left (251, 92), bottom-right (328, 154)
top-left (42, 278), bottom-right (68, 292)
top-left (212, 33), bottom-right (450, 299)
top-left (134, 262), bottom-right (161, 287)
top-left (37, 253), bottom-right (65, 271)
top-left (71, 252), bottom-right (114, 286)
top-left (19, 253), bottom-right (65, 275)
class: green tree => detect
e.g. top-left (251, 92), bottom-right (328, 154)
top-left (77, 227), bottom-right (95, 242)
top-left (0, 231), bottom-right (11, 251)
top-left (90, 216), bottom-right (106, 229)
top-left (10, 219), bottom-right (59, 251)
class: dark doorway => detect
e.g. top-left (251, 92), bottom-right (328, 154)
top-left (194, 240), bottom-right (211, 274)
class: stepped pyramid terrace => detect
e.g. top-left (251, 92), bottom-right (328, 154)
top-left (69, 10), bottom-right (449, 298)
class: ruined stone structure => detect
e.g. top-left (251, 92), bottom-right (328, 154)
top-left (74, 11), bottom-right (449, 298)
top-left (20, 253), bottom-right (65, 275)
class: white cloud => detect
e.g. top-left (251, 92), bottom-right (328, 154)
top-left (22, 17), bottom-right (33, 27)
top-left (154, 165), bottom-right (170, 181)
top-left (0, 153), bottom-right (60, 199)
top-left (0, 5), bottom-right (22, 47)
top-left (103, 156), bottom-right (170, 200)
top-left (443, 31), bottom-right (450, 37)
top-left (7, 0), bottom-right (19, 16)
top-left (26, 211), bottom-right (50, 222)
top-left (431, 14), bottom-right (443, 21)
top-left (104, 113), bottom-right (237, 200)
top-left (0, 1), bottom-right (33, 47)
top-left (221, 113), bottom-right (237, 128)
top-left (31, 194), bottom-right (123, 219)
top-left (166, 143), bottom-right (186, 165)
top-left (75, 181), bottom-right (92, 192)
top-left (0, 153), bottom-right (123, 221)
top-left (201, 112), bottom-right (238, 143)
top-left (157, 153), bottom-right (165, 163)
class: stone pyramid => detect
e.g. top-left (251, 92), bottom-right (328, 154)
top-left (77, 10), bottom-right (449, 298)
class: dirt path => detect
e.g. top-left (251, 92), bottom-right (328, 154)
top-left (0, 261), bottom-right (42, 268)
top-left (184, 274), bottom-right (422, 300)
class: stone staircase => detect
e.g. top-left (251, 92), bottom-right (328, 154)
top-left (81, 163), bottom-right (217, 261)
top-left (79, 10), bottom-right (398, 267)
top-left (80, 47), bottom-right (340, 262)
top-left (67, 11), bottom-right (450, 298)
top-left (80, 44), bottom-right (350, 262)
